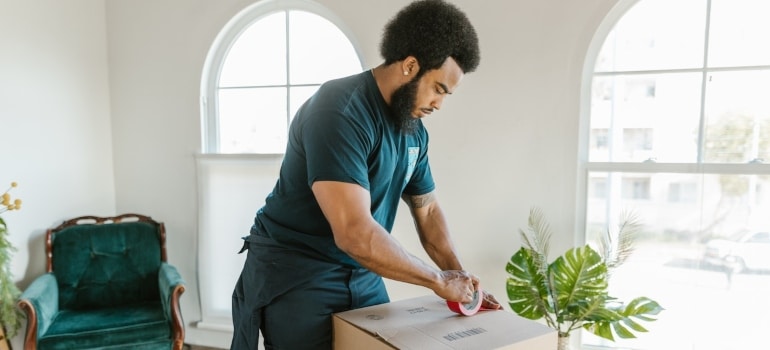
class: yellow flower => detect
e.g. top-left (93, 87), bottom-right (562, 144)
top-left (0, 182), bottom-right (21, 214)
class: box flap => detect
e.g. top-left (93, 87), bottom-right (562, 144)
top-left (334, 295), bottom-right (556, 350)
top-left (335, 296), bottom-right (451, 333)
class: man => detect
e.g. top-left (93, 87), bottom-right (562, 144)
top-left (231, 1), bottom-right (501, 349)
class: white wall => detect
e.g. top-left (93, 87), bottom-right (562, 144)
top-left (105, 0), bottom-right (618, 347)
top-left (0, 1), bottom-right (116, 348)
top-left (3, 0), bottom-right (620, 348)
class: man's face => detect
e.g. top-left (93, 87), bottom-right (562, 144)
top-left (390, 57), bottom-right (464, 133)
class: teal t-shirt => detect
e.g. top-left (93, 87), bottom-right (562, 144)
top-left (249, 71), bottom-right (435, 268)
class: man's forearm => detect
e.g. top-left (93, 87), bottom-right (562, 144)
top-left (314, 181), bottom-right (474, 302)
top-left (333, 217), bottom-right (475, 304)
top-left (334, 218), bottom-right (443, 290)
top-left (403, 192), bottom-right (464, 271)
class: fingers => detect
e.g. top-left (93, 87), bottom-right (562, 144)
top-left (452, 270), bottom-right (480, 294)
top-left (463, 286), bottom-right (475, 303)
top-left (457, 273), bottom-right (476, 303)
top-left (470, 274), bottom-right (480, 289)
top-left (481, 290), bottom-right (503, 310)
top-left (437, 270), bottom-right (476, 303)
top-left (458, 279), bottom-right (476, 304)
top-left (435, 270), bottom-right (504, 310)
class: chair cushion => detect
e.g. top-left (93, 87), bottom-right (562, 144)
top-left (52, 221), bottom-right (162, 309)
top-left (38, 301), bottom-right (171, 350)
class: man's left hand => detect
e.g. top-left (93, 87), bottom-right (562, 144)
top-left (481, 290), bottom-right (503, 310)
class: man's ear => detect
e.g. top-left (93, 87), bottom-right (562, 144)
top-left (401, 56), bottom-right (420, 77)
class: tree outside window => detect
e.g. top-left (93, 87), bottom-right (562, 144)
top-left (583, 0), bottom-right (770, 349)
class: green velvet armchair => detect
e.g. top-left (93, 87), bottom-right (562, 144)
top-left (18, 214), bottom-right (186, 350)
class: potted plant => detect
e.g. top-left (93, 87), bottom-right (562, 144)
top-left (0, 182), bottom-right (23, 348)
top-left (506, 207), bottom-right (663, 350)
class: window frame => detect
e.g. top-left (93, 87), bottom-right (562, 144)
top-left (578, 0), bottom-right (770, 348)
top-left (195, 0), bottom-right (364, 332)
top-left (579, 0), bottom-right (770, 237)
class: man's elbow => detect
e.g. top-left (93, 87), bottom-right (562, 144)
top-left (333, 226), bottom-right (376, 260)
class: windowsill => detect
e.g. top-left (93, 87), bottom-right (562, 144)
top-left (195, 153), bottom-right (284, 161)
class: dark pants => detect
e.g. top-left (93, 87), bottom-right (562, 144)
top-left (231, 236), bottom-right (389, 350)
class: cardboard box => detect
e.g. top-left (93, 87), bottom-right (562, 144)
top-left (333, 295), bottom-right (557, 350)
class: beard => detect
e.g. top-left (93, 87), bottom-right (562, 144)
top-left (389, 74), bottom-right (421, 134)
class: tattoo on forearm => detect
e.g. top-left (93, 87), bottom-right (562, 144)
top-left (409, 192), bottom-right (435, 208)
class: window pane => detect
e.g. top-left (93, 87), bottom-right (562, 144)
top-left (589, 73), bottom-right (703, 162)
top-left (708, 0), bottom-right (770, 67)
top-left (703, 70), bottom-right (770, 163)
top-left (584, 171), bottom-right (770, 350)
top-left (218, 87), bottom-right (287, 153)
top-left (288, 11), bottom-right (361, 84)
top-left (594, 0), bottom-right (706, 72)
top-left (219, 12), bottom-right (286, 87)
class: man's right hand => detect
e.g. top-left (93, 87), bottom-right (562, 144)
top-left (434, 270), bottom-right (479, 303)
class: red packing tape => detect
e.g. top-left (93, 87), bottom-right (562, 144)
top-left (446, 287), bottom-right (483, 316)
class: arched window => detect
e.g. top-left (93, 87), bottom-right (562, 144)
top-left (196, 0), bottom-right (363, 331)
top-left (581, 0), bottom-right (770, 349)
top-left (201, 1), bottom-right (362, 154)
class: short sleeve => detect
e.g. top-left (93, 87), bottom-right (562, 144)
top-left (301, 108), bottom-right (373, 190)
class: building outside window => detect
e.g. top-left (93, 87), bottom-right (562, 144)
top-left (582, 0), bottom-right (770, 349)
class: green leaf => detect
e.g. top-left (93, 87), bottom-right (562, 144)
top-left (506, 248), bottom-right (552, 321)
top-left (0, 214), bottom-right (24, 338)
top-left (549, 245), bottom-right (608, 314)
top-left (623, 297), bottom-right (664, 317)
top-left (588, 297), bottom-right (663, 341)
top-left (522, 207), bottom-right (552, 259)
top-left (621, 317), bottom-right (648, 333)
top-left (612, 322), bottom-right (637, 339)
top-left (586, 321), bottom-right (615, 341)
top-left (600, 210), bottom-right (642, 271)
top-left (507, 208), bottom-right (664, 341)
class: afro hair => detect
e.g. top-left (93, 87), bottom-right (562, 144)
top-left (380, 0), bottom-right (480, 73)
